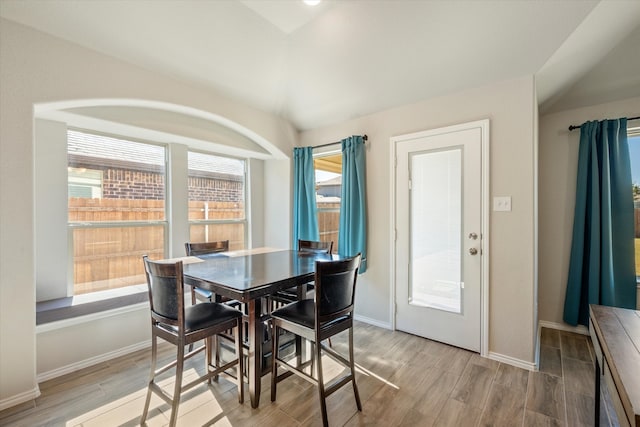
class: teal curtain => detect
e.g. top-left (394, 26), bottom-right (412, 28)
top-left (563, 118), bottom-right (636, 326)
top-left (338, 136), bottom-right (367, 272)
top-left (292, 147), bottom-right (319, 246)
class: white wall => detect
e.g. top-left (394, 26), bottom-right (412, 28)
top-left (0, 18), bottom-right (296, 408)
top-left (264, 159), bottom-right (292, 249)
top-left (538, 96), bottom-right (640, 327)
top-left (35, 119), bottom-right (70, 301)
top-left (36, 306), bottom-right (150, 379)
top-left (300, 75), bottom-right (539, 367)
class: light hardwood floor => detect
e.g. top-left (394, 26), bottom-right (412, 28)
top-left (0, 324), bottom-right (615, 426)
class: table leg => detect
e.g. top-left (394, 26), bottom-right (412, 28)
top-left (248, 298), bottom-right (262, 408)
top-left (296, 283), bottom-right (308, 301)
top-left (594, 358), bottom-right (600, 426)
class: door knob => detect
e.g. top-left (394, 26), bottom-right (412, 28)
top-left (469, 248), bottom-right (478, 255)
top-left (468, 232), bottom-right (478, 240)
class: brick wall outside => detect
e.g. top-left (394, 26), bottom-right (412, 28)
top-left (188, 176), bottom-right (243, 202)
top-left (103, 169), bottom-right (165, 200)
top-left (100, 167), bottom-right (243, 202)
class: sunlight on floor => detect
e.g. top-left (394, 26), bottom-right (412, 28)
top-left (57, 347), bottom-right (393, 426)
top-left (64, 367), bottom-right (234, 426)
top-left (355, 363), bottom-right (399, 390)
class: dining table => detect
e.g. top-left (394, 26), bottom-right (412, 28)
top-left (182, 248), bottom-right (336, 408)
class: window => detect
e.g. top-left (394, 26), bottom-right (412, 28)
top-left (68, 167), bottom-right (103, 198)
top-left (68, 130), bottom-right (166, 295)
top-left (314, 152), bottom-right (342, 251)
top-left (629, 129), bottom-right (640, 278)
top-left (188, 151), bottom-right (246, 250)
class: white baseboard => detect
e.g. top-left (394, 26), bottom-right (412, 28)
top-left (354, 314), bottom-right (392, 330)
top-left (539, 320), bottom-right (589, 336)
top-left (0, 387), bottom-right (41, 412)
top-left (487, 351), bottom-right (537, 371)
top-left (36, 340), bottom-right (151, 383)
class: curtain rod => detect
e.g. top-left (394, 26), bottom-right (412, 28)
top-left (312, 134), bottom-right (368, 150)
top-left (568, 116), bottom-right (640, 131)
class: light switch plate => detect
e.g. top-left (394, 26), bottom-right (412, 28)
top-left (493, 196), bottom-right (512, 212)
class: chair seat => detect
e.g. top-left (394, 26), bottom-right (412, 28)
top-left (184, 302), bottom-right (242, 333)
top-left (271, 299), bottom-right (349, 331)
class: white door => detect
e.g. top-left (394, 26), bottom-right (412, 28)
top-left (394, 121), bottom-right (486, 352)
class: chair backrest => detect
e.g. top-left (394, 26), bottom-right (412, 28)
top-left (185, 240), bottom-right (229, 256)
top-left (314, 253), bottom-right (361, 323)
top-left (298, 239), bottom-right (333, 255)
top-left (143, 255), bottom-right (184, 328)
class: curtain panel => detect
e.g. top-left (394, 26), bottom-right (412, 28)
top-left (292, 147), bottom-right (319, 246)
top-left (338, 135), bottom-right (368, 273)
top-left (563, 118), bottom-right (636, 326)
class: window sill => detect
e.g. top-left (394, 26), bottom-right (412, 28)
top-left (36, 285), bottom-right (149, 327)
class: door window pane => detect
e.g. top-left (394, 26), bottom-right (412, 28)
top-left (410, 148), bottom-right (462, 313)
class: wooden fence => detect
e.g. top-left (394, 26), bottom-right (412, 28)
top-left (70, 198), bottom-right (244, 294)
top-left (318, 202), bottom-right (340, 252)
top-left (70, 198), bottom-right (341, 294)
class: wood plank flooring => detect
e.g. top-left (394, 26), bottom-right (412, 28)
top-left (0, 325), bottom-right (616, 426)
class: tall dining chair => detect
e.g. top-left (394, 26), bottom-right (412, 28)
top-left (296, 239), bottom-right (333, 296)
top-left (185, 240), bottom-right (229, 304)
top-left (298, 239), bottom-right (334, 255)
top-left (140, 256), bottom-right (244, 427)
top-left (270, 239), bottom-right (333, 308)
top-left (270, 253), bottom-right (362, 427)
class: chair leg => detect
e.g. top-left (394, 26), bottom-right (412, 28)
top-left (235, 318), bottom-right (244, 403)
top-left (168, 343), bottom-right (185, 427)
top-left (348, 327), bottom-right (362, 411)
top-left (188, 290), bottom-right (197, 352)
top-left (295, 335), bottom-right (303, 368)
top-left (270, 322), bottom-right (280, 402)
top-left (310, 341), bottom-right (315, 375)
top-left (315, 339), bottom-right (329, 427)
top-left (213, 334), bottom-right (220, 382)
top-left (206, 336), bottom-right (213, 385)
top-left (140, 333), bottom-right (157, 425)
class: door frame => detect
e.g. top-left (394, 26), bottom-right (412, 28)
top-left (389, 119), bottom-right (490, 357)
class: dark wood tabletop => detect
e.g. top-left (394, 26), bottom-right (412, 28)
top-left (183, 249), bottom-right (335, 301)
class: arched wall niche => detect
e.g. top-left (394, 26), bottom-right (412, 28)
top-left (34, 98), bottom-right (288, 160)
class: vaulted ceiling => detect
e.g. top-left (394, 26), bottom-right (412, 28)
top-left (1, 0), bottom-right (639, 131)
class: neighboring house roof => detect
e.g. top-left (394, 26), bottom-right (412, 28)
top-left (317, 195), bottom-right (340, 203)
top-left (317, 176), bottom-right (341, 187)
top-left (68, 130), bottom-right (244, 176)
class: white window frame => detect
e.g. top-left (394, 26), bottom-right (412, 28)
top-left (187, 150), bottom-right (249, 249)
top-left (313, 149), bottom-right (342, 246)
top-left (66, 130), bottom-right (169, 296)
top-left (34, 118), bottom-right (256, 322)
